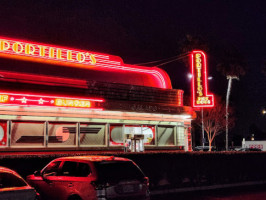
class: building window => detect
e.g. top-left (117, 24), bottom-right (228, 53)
top-left (48, 123), bottom-right (77, 147)
top-left (109, 124), bottom-right (155, 146)
top-left (10, 121), bottom-right (45, 147)
top-left (79, 124), bottom-right (106, 146)
top-left (177, 126), bottom-right (185, 146)
top-left (0, 121), bottom-right (7, 147)
top-left (109, 125), bottom-right (123, 146)
top-left (157, 126), bottom-right (175, 146)
top-left (142, 125), bottom-right (155, 145)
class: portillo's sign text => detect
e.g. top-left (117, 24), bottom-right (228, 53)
top-left (0, 38), bottom-right (97, 67)
top-left (190, 50), bottom-right (214, 108)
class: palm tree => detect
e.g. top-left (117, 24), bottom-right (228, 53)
top-left (217, 48), bottom-right (247, 151)
top-left (179, 34), bottom-right (209, 67)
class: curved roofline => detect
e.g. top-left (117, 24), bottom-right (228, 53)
top-left (0, 37), bottom-right (172, 89)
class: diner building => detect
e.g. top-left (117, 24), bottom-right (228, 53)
top-left (0, 37), bottom-right (196, 153)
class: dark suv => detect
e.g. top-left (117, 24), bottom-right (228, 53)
top-left (27, 156), bottom-right (149, 200)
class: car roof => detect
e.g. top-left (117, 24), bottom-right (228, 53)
top-left (0, 166), bottom-right (25, 179)
top-left (54, 155), bottom-right (131, 162)
top-left (0, 166), bottom-right (19, 174)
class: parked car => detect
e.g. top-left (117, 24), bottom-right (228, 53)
top-left (194, 146), bottom-right (216, 151)
top-left (0, 166), bottom-right (39, 200)
top-left (235, 147), bottom-right (262, 152)
top-left (27, 156), bottom-right (150, 200)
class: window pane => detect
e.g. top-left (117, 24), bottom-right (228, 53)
top-left (11, 122), bottom-right (45, 147)
top-left (110, 125), bottom-right (155, 146)
top-left (95, 161), bottom-right (144, 183)
top-left (80, 124), bottom-right (106, 146)
top-left (0, 172), bottom-right (27, 188)
top-left (61, 161), bottom-right (77, 176)
top-left (0, 121), bottom-right (7, 147)
top-left (109, 125), bottom-right (123, 146)
top-left (43, 161), bottom-right (61, 176)
top-left (48, 123), bottom-right (76, 147)
top-left (142, 125), bottom-right (155, 145)
top-left (76, 163), bottom-right (91, 177)
top-left (157, 126), bottom-right (174, 146)
top-left (177, 126), bottom-right (185, 146)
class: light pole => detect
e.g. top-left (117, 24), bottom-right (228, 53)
top-left (225, 75), bottom-right (239, 151)
top-left (201, 107), bottom-right (204, 147)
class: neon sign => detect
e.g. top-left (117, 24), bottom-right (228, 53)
top-left (191, 50), bottom-right (214, 108)
top-left (0, 37), bottom-right (171, 89)
top-left (0, 92), bottom-right (104, 110)
top-left (0, 39), bottom-right (96, 65)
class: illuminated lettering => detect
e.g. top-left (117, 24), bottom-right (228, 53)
top-left (55, 99), bottom-right (91, 108)
top-left (25, 44), bottom-right (35, 55)
top-left (12, 42), bottom-right (24, 53)
top-left (90, 54), bottom-right (96, 65)
top-left (56, 49), bottom-right (63, 59)
top-left (67, 50), bottom-right (74, 61)
top-left (0, 39), bottom-right (99, 72)
top-left (0, 95), bottom-right (8, 103)
top-left (0, 40), bottom-right (10, 51)
top-left (76, 52), bottom-right (85, 62)
top-left (0, 92), bottom-right (103, 110)
top-left (191, 51), bottom-right (214, 107)
top-left (49, 47), bottom-right (55, 58)
top-left (38, 46), bottom-right (46, 57)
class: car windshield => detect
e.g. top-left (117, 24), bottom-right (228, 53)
top-left (94, 161), bottom-right (144, 183)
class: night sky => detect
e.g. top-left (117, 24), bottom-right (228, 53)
top-left (0, 0), bottom-right (265, 141)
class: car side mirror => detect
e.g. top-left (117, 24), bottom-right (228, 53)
top-left (34, 170), bottom-right (41, 176)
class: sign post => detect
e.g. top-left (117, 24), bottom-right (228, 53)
top-left (190, 50), bottom-right (214, 149)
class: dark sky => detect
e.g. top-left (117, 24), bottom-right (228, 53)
top-left (0, 0), bottom-right (266, 139)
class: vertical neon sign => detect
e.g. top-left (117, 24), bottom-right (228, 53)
top-left (191, 50), bottom-right (214, 108)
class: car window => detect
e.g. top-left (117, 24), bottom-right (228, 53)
top-left (76, 162), bottom-right (91, 177)
top-left (43, 161), bottom-right (61, 176)
top-left (61, 161), bottom-right (77, 176)
top-left (61, 161), bottom-right (91, 177)
top-left (0, 172), bottom-right (27, 188)
top-left (95, 161), bottom-right (144, 183)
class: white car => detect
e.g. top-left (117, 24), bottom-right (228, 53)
top-left (0, 166), bottom-right (39, 200)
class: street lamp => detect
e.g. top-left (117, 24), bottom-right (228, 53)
top-left (187, 73), bottom-right (193, 79)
